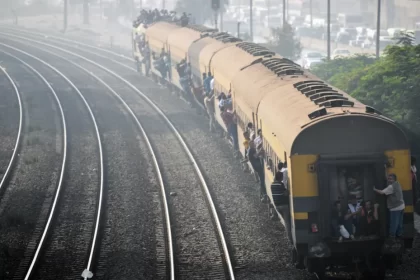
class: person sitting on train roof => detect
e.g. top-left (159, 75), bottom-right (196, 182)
top-left (247, 140), bottom-right (267, 203)
top-left (344, 195), bottom-right (361, 239)
top-left (373, 168), bottom-right (406, 239)
top-left (203, 91), bottom-right (216, 133)
top-left (180, 12), bottom-right (189, 27)
top-left (220, 106), bottom-right (239, 154)
top-left (359, 200), bottom-right (379, 237)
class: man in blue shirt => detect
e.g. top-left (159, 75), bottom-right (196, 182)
top-left (203, 72), bottom-right (212, 94)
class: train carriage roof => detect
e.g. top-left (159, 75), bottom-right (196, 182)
top-left (256, 76), bottom-right (408, 155)
top-left (211, 42), bottom-right (275, 85)
top-left (145, 22), bottom-right (181, 44)
top-left (230, 55), bottom-right (408, 155)
top-left (167, 27), bottom-right (205, 53)
top-left (189, 33), bottom-right (242, 74)
top-left (232, 56), bottom-right (309, 112)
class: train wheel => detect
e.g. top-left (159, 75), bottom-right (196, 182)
top-left (268, 204), bottom-right (278, 221)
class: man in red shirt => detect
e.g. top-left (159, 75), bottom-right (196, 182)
top-left (220, 106), bottom-right (239, 153)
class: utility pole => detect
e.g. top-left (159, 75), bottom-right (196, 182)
top-left (327, 0), bottom-right (331, 60)
top-left (64, 0), bottom-right (68, 32)
top-left (237, 22), bottom-right (241, 39)
top-left (310, 0), bottom-right (313, 27)
top-left (376, 0), bottom-right (381, 59)
top-left (250, 0), bottom-right (253, 42)
top-left (220, 0), bottom-right (224, 32)
top-left (162, 0), bottom-right (165, 10)
top-left (282, 0), bottom-right (286, 29)
top-left (83, 0), bottom-right (89, 24)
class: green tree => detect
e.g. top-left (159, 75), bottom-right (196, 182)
top-left (311, 54), bottom-right (375, 93)
top-left (310, 38), bottom-right (420, 151)
top-left (352, 43), bottom-right (420, 130)
top-left (268, 23), bottom-right (302, 61)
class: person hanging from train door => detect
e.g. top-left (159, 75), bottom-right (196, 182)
top-left (204, 91), bottom-right (216, 133)
top-left (203, 72), bottom-right (212, 95)
top-left (374, 167), bottom-right (406, 239)
top-left (142, 44), bottom-right (151, 77)
top-left (281, 161), bottom-right (288, 188)
top-left (202, 72), bottom-right (208, 94)
top-left (411, 156), bottom-right (419, 204)
top-left (241, 131), bottom-right (251, 173)
top-left (246, 122), bottom-right (255, 141)
top-left (220, 106), bottom-right (239, 155)
top-left (271, 169), bottom-right (288, 203)
top-left (210, 75), bottom-right (214, 94)
top-left (247, 140), bottom-right (267, 203)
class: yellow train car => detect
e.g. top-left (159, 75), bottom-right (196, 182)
top-left (230, 56), bottom-right (414, 277)
top-left (131, 19), bottom-right (415, 278)
top-left (144, 22), bottom-right (181, 77)
top-left (209, 42), bottom-right (275, 132)
top-left (188, 32), bottom-right (241, 83)
top-left (166, 25), bottom-right (216, 90)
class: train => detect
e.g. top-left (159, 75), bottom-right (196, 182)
top-left (131, 19), bottom-right (415, 279)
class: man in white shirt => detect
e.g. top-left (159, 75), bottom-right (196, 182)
top-left (374, 170), bottom-right (405, 238)
top-left (210, 77), bottom-right (214, 93)
top-left (281, 161), bottom-right (288, 188)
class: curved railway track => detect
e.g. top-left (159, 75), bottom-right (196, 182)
top-left (0, 31), bottom-right (235, 279)
top-left (0, 64), bottom-right (23, 194)
top-left (0, 50), bottom-right (66, 280)
top-left (0, 44), bottom-right (104, 280)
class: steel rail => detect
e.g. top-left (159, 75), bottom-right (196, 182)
top-left (14, 42), bottom-right (175, 280)
top-left (0, 32), bottom-right (236, 279)
top-left (0, 60), bottom-right (23, 192)
top-left (0, 26), bottom-right (134, 62)
top-left (0, 43), bottom-right (104, 280)
top-left (0, 48), bottom-right (69, 279)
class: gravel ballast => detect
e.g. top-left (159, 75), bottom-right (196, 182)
top-left (1, 45), bottom-right (102, 280)
top-left (0, 54), bottom-right (62, 279)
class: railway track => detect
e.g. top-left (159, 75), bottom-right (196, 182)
top-left (0, 31), bottom-right (235, 279)
top-left (0, 44), bottom-right (104, 280)
top-left (0, 63), bottom-right (23, 195)
top-left (0, 51), bottom-right (66, 280)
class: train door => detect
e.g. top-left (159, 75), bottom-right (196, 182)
top-left (316, 156), bottom-right (387, 240)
